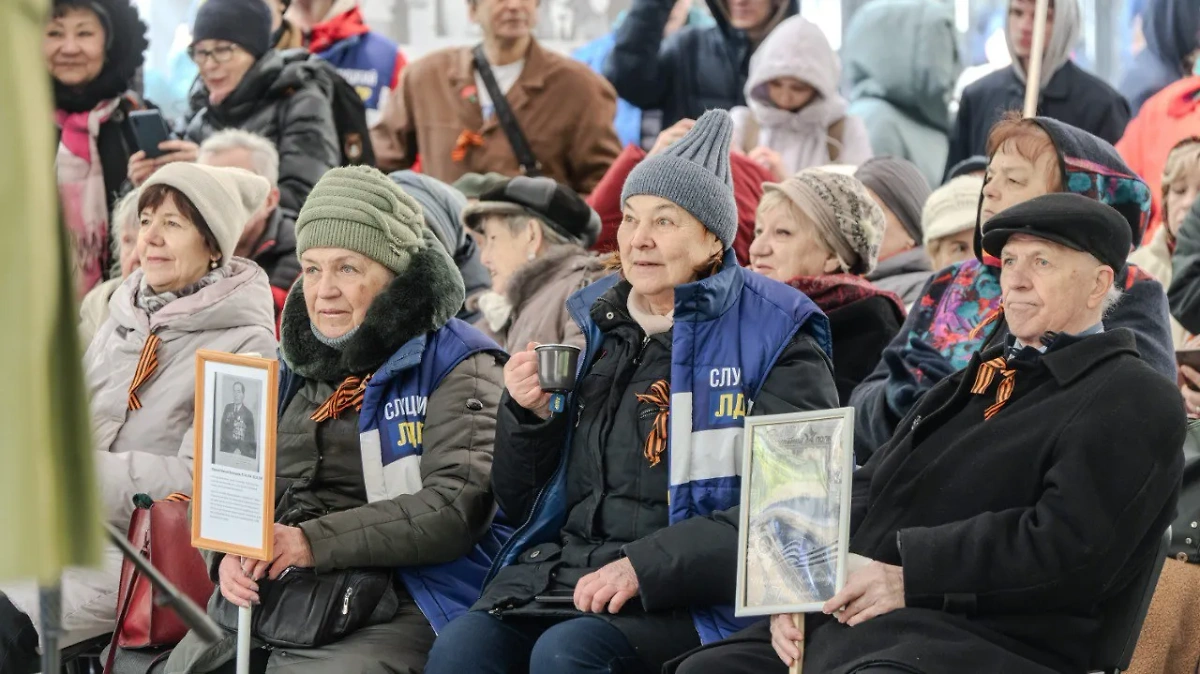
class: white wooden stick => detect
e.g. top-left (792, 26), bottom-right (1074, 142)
top-left (237, 604), bottom-right (252, 674)
top-left (1022, 0), bottom-right (1051, 118)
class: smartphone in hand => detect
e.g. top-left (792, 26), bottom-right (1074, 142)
top-left (128, 109), bottom-right (172, 159)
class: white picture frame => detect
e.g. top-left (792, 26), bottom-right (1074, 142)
top-left (735, 407), bottom-right (855, 616)
top-left (191, 350), bottom-right (278, 561)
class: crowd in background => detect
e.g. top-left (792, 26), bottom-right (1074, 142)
top-left (8, 0), bottom-right (1200, 672)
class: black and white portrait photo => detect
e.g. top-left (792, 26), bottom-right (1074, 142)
top-left (212, 373), bottom-right (264, 472)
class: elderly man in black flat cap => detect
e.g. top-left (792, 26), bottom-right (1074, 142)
top-left (673, 193), bottom-right (1187, 674)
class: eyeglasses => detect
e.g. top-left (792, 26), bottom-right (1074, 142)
top-left (188, 44), bottom-right (239, 66)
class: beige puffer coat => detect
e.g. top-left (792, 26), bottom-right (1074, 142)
top-left (2, 259), bottom-right (277, 642)
top-left (86, 257), bottom-right (278, 528)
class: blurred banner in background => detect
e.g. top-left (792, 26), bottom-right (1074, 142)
top-left (0, 0), bottom-right (102, 583)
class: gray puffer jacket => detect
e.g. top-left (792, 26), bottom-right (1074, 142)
top-left (183, 49), bottom-right (340, 214)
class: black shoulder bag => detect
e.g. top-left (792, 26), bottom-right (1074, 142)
top-left (472, 44), bottom-right (542, 177)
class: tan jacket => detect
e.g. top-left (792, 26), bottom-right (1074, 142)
top-left (478, 245), bottom-right (606, 353)
top-left (371, 40), bottom-right (621, 195)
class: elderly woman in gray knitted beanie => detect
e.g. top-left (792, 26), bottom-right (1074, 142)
top-left (423, 109), bottom-right (840, 674)
top-left (750, 168), bottom-right (906, 405)
top-left (168, 165), bottom-right (507, 674)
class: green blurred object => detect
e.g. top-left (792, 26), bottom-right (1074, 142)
top-left (451, 172), bottom-right (511, 200)
top-left (0, 0), bottom-right (102, 582)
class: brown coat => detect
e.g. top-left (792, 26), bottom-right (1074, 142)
top-left (371, 40), bottom-right (621, 195)
top-left (478, 245), bottom-right (606, 353)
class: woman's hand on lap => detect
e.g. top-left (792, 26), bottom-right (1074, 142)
top-left (267, 524), bottom-right (315, 579)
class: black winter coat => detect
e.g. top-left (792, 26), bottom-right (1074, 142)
top-left (805, 330), bottom-right (1184, 674)
top-left (475, 281), bottom-right (838, 666)
top-left (604, 0), bottom-right (797, 129)
top-left (826, 296), bottom-right (904, 406)
top-left (184, 50), bottom-right (340, 213)
top-left (943, 63), bottom-right (1130, 180)
top-left (247, 205), bottom-right (300, 296)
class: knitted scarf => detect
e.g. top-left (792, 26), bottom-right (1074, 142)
top-left (135, 266), bottom-right (231, 315)
top-left (56, 97), bottom-right (121, 296)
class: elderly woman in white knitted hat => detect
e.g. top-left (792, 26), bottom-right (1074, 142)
top-left (923, 174), bottom-right (986, 271)
top-left (749, 169), bottom-right (906, 411)
top-left (424, 110), bottom-right (840, 674)
top-left (0, 162), bottom-right (278, 644)
top-left (168, 166), bottom-right (506, 674)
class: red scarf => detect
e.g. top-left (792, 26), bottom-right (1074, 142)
top-left (308, 7), bottom-right (369, 54)
top-left (786, 274), bottom-right (906, 316)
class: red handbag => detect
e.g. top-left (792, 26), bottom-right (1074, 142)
top-left (105, 493), bottom-right (215, 667)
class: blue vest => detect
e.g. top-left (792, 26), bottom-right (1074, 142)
top-left (279, 319), bottom-right (510, 632)
top-left (484, 252), bottom-right (832, 644)
top-left (315, 32), bottom-right (400, 115)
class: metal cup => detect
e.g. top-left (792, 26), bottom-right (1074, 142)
top-left (535, 344), bottom-right (582, 393)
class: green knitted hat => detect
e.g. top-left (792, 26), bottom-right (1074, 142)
top-left (295, 166), bottom-right (427, 274)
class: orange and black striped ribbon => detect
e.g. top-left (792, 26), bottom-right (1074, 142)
top-left (310, 374), bottom-right (372, 423)
top-left (451, 130), bottom-right (484, 162)
top-left (635, 380), bottom-right (671, 467)
top-left (126, 334), bottom-right (162, 411)
top-left (971, 356), bottom-right (1017, 420)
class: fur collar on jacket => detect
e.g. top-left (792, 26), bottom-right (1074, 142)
top-left (279, 243), bottom-right (466, 382)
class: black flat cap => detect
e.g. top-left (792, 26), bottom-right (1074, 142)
top-left (981, 193), bottom-right (1131, 273)
top-left (461, 176), bottom-right (601, 248)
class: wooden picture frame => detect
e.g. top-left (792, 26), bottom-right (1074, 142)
top-left (191, 350), bottom-right (278, 561)
top-left (735, 407), bottom-right (855, 616)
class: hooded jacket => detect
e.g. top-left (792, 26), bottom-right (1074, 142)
top-left (1117, 77), bottom-right (1200, 239)
top-left (183, 50), bottom-right (341, 214)
top-left (1119, 0), bottom-right (1200, 115)
top-left (852, 118), bottom-right (1174, 458)
top-left (729, 16), bottom-right (873, 174)
top-left (943, 0), bottom-right (1130, 180)
top-left (843, 0), bottom-right (961, 188)
top-left (389, 171), bottom-right (492, 323)
top-left (604, 0), bottom-right (798, 129)
top-left (574, 8), bottom-right (714, 148)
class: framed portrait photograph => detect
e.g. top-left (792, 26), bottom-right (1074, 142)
top-left (735, 408), bottom-right (855, 616)
top-left (191, 350), bottom-right (278, 561)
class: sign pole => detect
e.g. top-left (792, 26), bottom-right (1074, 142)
top-left (1022, 0), bottom-right (1051, 118)
top-left (237, 604), bottom-right (252, 674)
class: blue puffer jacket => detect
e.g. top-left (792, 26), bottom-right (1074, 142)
top-left (604, 0), bottom-right (798, 129)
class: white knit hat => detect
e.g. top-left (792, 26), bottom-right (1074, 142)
top-left (922, 175), bottom-right (984, 245)
top-left (141, 163), bottom-right (270, 266)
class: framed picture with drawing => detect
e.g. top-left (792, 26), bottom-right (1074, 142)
top-left (191, 350), bottom-right (278, 561)
top-left (735, 408), bottom-right (855, 616)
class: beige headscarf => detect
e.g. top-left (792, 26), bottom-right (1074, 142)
top-left (763, 169), bottom-right (885, 275)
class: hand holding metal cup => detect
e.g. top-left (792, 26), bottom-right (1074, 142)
top-left (535, 344), bottom-right (582, 414)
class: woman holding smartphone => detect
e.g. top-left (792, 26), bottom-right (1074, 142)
top-left (127, 0), bottom-right (339, 216)
top-left (44, 0), bottom-right (148, 296)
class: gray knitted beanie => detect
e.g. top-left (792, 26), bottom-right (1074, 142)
top-left (295, 166), bottom-right (429, 275)
top-left (621, 110), bottom-right (738, 249)
top-left (855, 156), bottom-right (931, 244)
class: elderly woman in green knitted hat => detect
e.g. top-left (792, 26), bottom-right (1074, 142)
top-left (167, 166), bottom-right (506, 674)
top-left (424, 110), bottom-right (840, 674)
